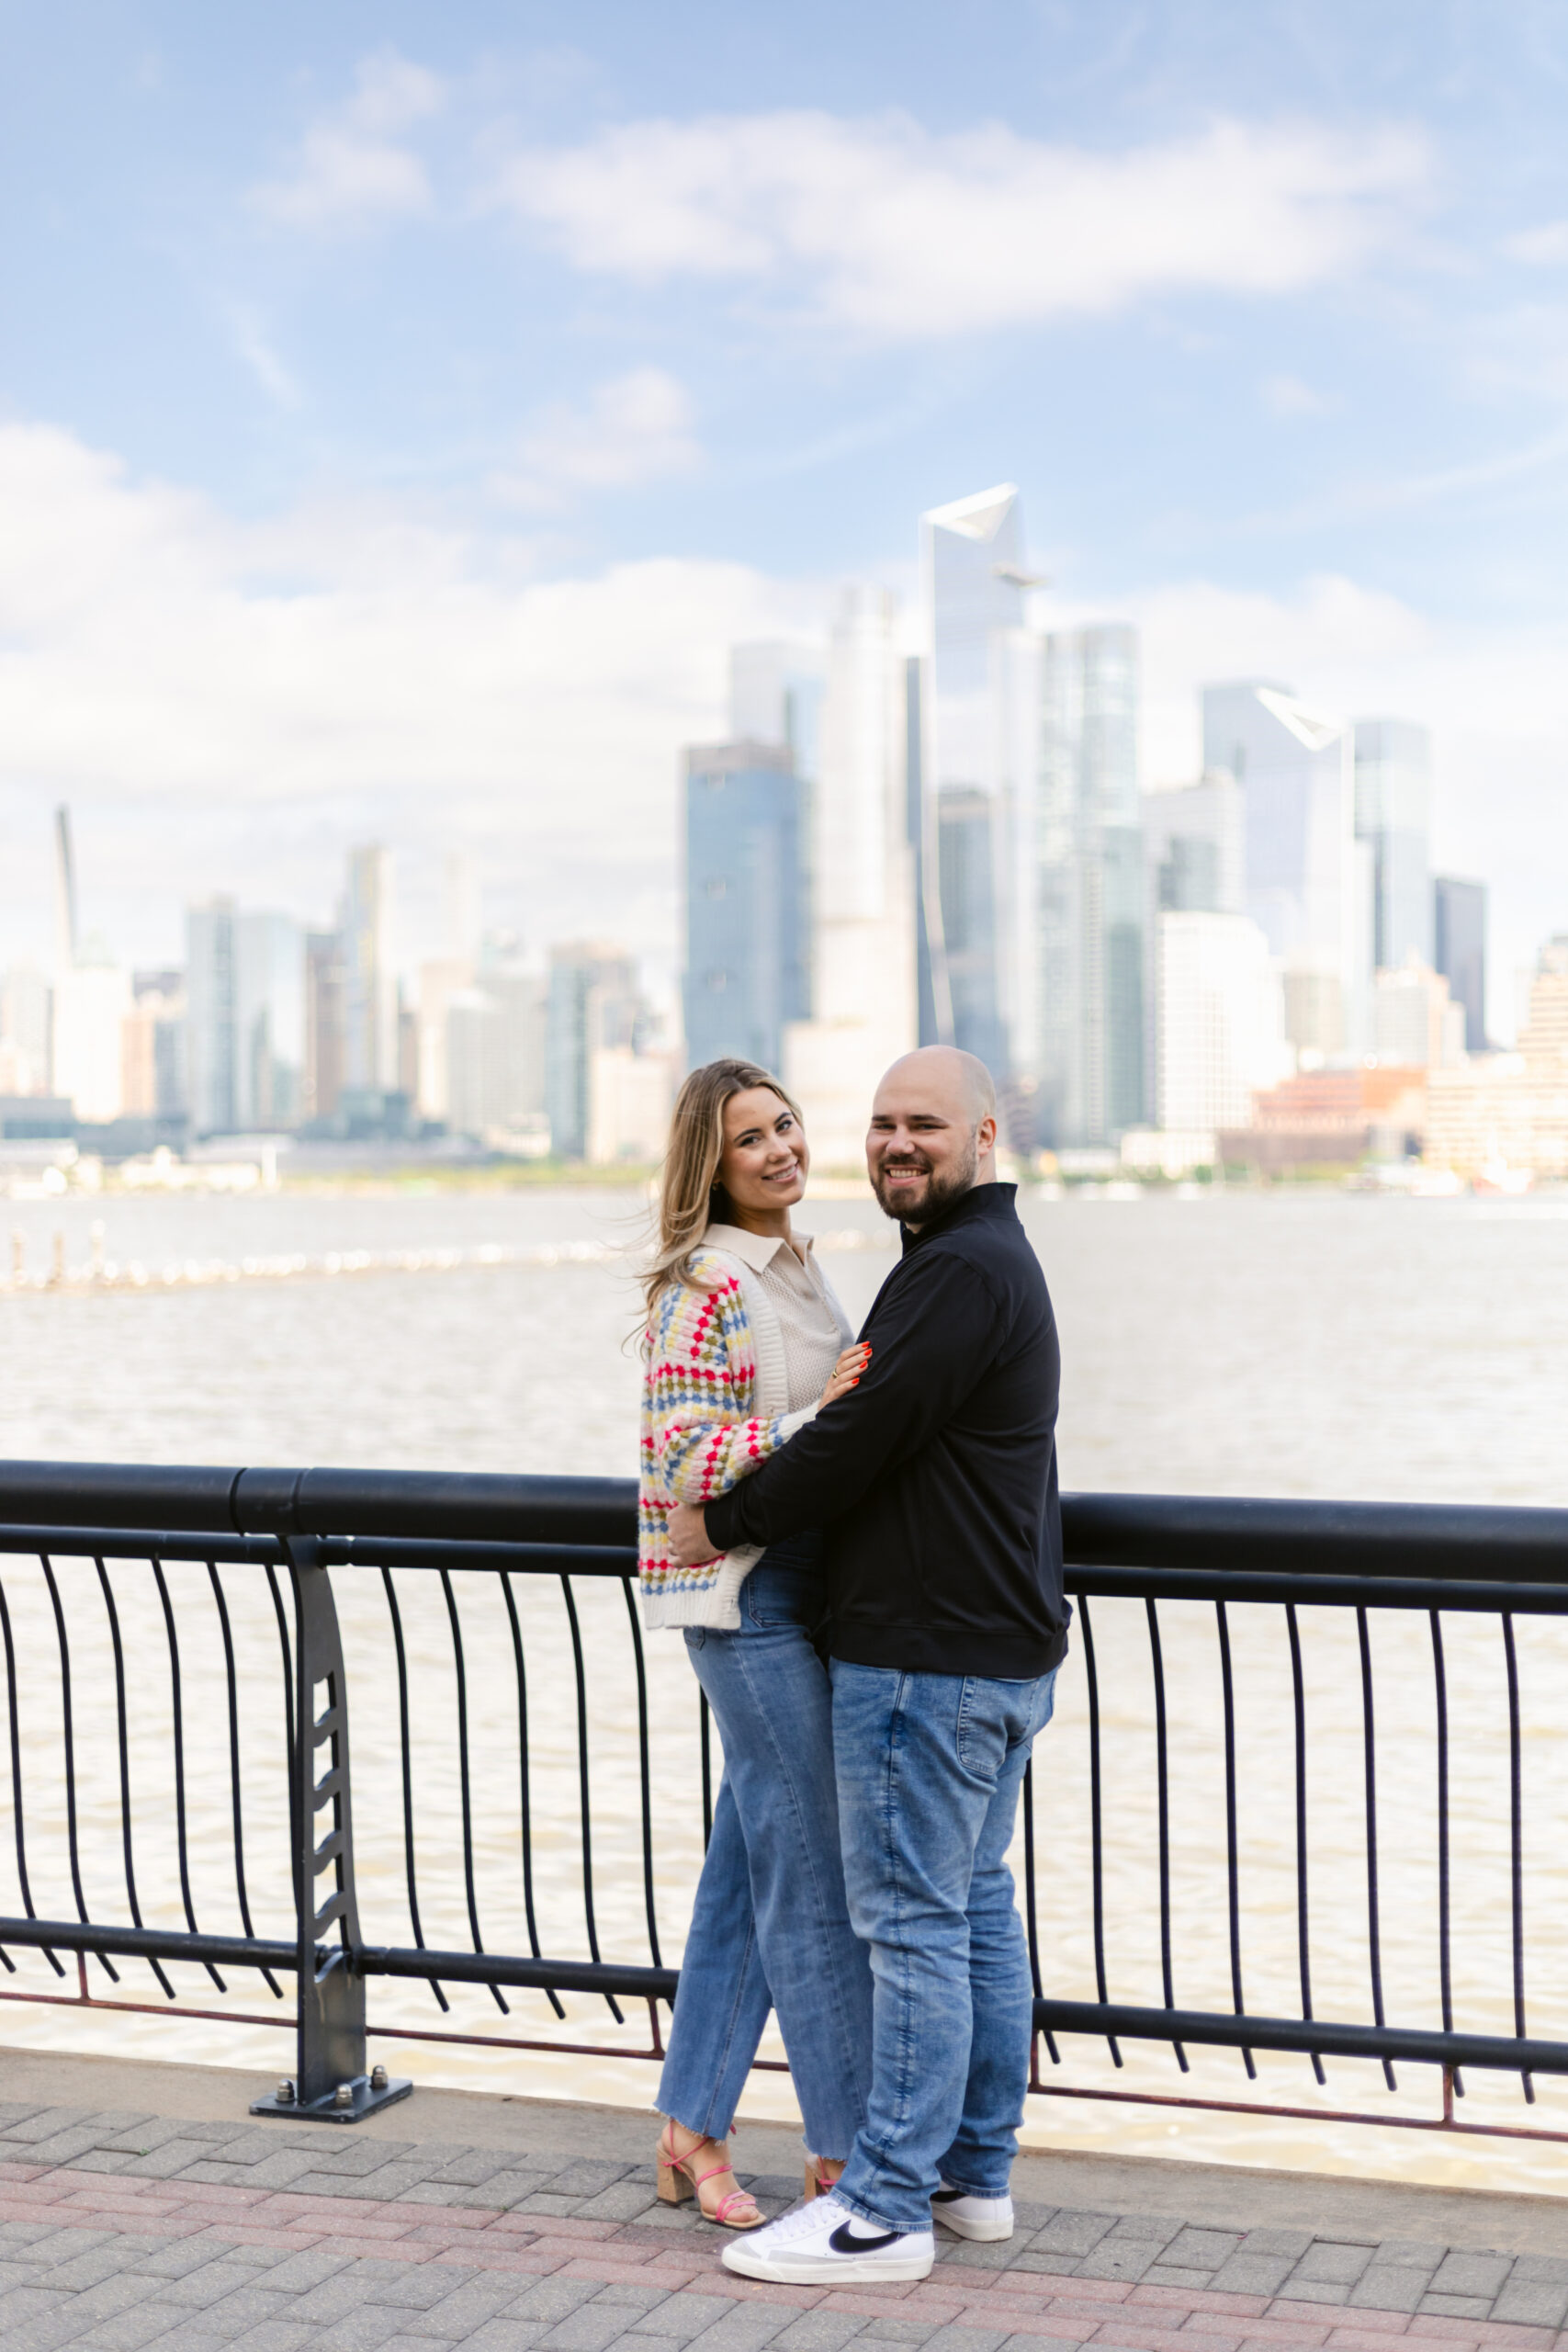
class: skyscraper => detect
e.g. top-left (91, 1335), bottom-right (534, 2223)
top-left (919, 486), bottom-right (1034, 1073)
top-left (1156, 912), bottom-right (1287, 1132)
top-left (728, 642), bottom-right (825, 788)
top-left (186, 902), bottom-right (305, 1133)
top-left (234, 913), bottom-right (306, 1128)
top-left (1142, 771), bottom-right (1248, 1128)
top-left (1039, 626), bottom-right (1145, 1143)
top-left (342, 845), bottom-right (397, 1095)
top-left (782, 586), bottom-right (917, 1165)
top-left (445, 949), bottom-right (548, 1142)
top-left (1202, 682), bottom-right (1360, 1057)
top-left (1355, 719), bottom-right (1432, 971)
top-left (547, 944), bottom-right (640, 1160)
top-left (683, 741), bottom-right (807, 1074)
top-left (186, 897), bottom-right (237, 1135)
top-left (935, 789), bottom-right (1007, 1075)
top-left (1433, 875), bottom-right (1486, 1051)
top-left (0, 964), bottom-right (51, 1094)
top-left (51, 957), bottom-right (130, 1125)
top-left (304, 931), bottom-right (346, 1126)
top-left (122, 971), bottom-right (187, 1123)
top-left (1143, 773), bottom-right (1246, 922)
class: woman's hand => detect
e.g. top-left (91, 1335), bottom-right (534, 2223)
top-left (819, 1342), bottom-right (871, 1408)
top-left (669, 1500), bottom-right (717, 1566)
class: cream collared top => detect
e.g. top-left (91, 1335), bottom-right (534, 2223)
top-left (703, 1223), bottom-right (852, 1416)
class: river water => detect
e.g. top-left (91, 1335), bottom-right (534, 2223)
top-left (1, 1181), bottom-right (1565, 2197)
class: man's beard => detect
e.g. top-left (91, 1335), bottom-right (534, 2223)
top-left (872, 1130), bottom-right (978, 1223)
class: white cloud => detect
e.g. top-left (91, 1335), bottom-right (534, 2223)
top-left (253, 51), bottom-right (445, 229)
top-left (0, 422), bottom-right (808, 971)
top-left (496, 368), bottom-right (702, 508)
top-left (1501, 220), bottom-right (1568, 266)
top-left (1261, 372), bottom-right (1340, 418)
top-left (493, 110), bottom-right (1428, 338)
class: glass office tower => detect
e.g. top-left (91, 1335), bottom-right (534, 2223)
top-left (919, 485), bottom-right (1031, 1073)
top-left (1039, 625), bottom-right (1144, 1145)
top-left (682, 741), bottom-right (807, 1075)
top-left (1433, 874), bottom-right (1486, 1050)
top-left (1354, 718), bottom-right (1432, 971)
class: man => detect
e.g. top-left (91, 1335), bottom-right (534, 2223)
top-left (668, 1045), bottom-right (1067, 2287)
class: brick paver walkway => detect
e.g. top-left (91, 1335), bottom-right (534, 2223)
top-left (0, 2103), bottom-right (1564, 2352)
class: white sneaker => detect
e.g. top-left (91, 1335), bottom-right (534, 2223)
top-left (931, 2183), bottom-right (1013, 2242)
top-left (721, 2192), bottom-right (935, 2284)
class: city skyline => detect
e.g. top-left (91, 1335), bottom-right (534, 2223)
top-left (1, 8), bottom-right (1566, 1027)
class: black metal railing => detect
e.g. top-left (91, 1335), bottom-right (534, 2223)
top-left (0, 1463), bottom-right (1564, 2139)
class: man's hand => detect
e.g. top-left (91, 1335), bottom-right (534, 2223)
top-left (668, 1501), bottom-right (719, 1566)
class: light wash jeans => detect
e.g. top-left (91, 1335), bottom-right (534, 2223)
top-left (829, 1659), bottom-right (1059, 2233)
top-left (656, 1540), bottom-right (874, 2160)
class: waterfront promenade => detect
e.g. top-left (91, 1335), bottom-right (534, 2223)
top-left (0, 2051), bottom-right (1563, 2352)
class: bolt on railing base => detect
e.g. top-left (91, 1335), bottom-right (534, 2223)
top-left (251, 2068), bottom-right (412, 2125)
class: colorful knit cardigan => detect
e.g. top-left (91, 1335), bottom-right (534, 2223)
top-left (638, 1244), bottom-right (814, 1629)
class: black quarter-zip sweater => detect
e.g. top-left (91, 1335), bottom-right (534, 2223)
top-left (701, 1182), bottom-right (1069, 1679)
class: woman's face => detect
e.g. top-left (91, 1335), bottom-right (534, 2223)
top-left (716, 1087), bottom-right (809, 1219)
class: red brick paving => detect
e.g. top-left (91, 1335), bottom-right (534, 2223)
top-left (0, 2162), bottom-right (1564, 2348)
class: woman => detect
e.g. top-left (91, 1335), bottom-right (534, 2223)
top-left (639, 1057), bottom-right (873, 2229)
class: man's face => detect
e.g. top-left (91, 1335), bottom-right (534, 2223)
top-left (866, 1074), bottom-right (982, 1225)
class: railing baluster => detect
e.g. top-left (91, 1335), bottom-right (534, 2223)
top-left (41, 1554), bottom-right (118, 1982)
top-left (0, 1569), bottom-right (61, 1976)
top-left (438, 1567), bottom-right (508, 2014)
top-left (1021, 1762), bottom-right (1059, 2065)
top-left (1356, 1607), bottom-right (1395, 2091)
top-left (559, 1574), bottom-right (624, 2023)
top-left (1215, 1600), bottom-right (1254, 2079)
top-left (1429, 1610), bottom-right (1461, 2098)
top-left (698, 1690), bottom-right (713, 1853)
top-left (621, 1577), bottom-right (663, 1972)
top-left (207, 1562), bottom-right (281, 2000)
top-left (94, 1558), bottom-right (175, 1999)
top-left (1285, 1602), bottom-right (1325, 2085)
top-left (1145, 1598), bottom-right (1187, 2072)
top-left (500, 1573), bottom-right (566, 2020)
top-left (150, 1557), bottom-right (223, 1992)
top-left (265, 1561), bottom-right (299, 1919)
top-left (1502, 1611), bottom-right (1533, 2104)
top-left (1078, 1597), bottom-right (1120, 2066)
top-left (380, 1566), bottom-right (449, 2012)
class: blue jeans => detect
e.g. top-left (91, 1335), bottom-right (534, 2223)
top-left (829, 1660), bottom-right (1059, 2233)
top-left (657, 1542), bottom-right (874, 2159)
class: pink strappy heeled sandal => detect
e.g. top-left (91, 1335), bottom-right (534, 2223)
top-left (802, 2153), bottom-right (845, 2200)
top-left (656, 2122), bottom-right (763, 2230)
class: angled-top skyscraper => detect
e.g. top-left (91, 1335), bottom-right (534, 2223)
top-left (1202, 682), bottom-right (1362, 1056)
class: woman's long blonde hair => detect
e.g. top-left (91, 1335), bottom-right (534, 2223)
top-left (641, 1057), bottom-right (802, 1333)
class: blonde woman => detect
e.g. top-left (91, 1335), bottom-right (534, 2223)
top-left (640, 1058), bottom-right (874, 2229)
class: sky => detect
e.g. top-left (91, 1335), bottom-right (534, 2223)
top-left (3, 1), bottom-right (1568, 1026)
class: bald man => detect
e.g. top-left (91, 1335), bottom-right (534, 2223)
top-left (669, 1046), bottom-right (1067, 2286)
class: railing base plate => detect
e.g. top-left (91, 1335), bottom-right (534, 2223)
top-left (250, 2075), bottom-right (413, 2125)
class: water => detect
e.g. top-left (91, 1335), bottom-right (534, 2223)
top-left (2, 1182), bottom-right (1566, 2197)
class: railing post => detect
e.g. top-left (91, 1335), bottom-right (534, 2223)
top-left (251, 1542), bottom-right (411, 2123)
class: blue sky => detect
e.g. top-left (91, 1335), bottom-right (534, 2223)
top-left (3, 1), bottom-right (1567, 1016)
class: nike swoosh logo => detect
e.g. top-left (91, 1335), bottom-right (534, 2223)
top-left (829, 2222), bottom-right (901, 2253)
top-left (931, 2189), bottom-right (964, 2204)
